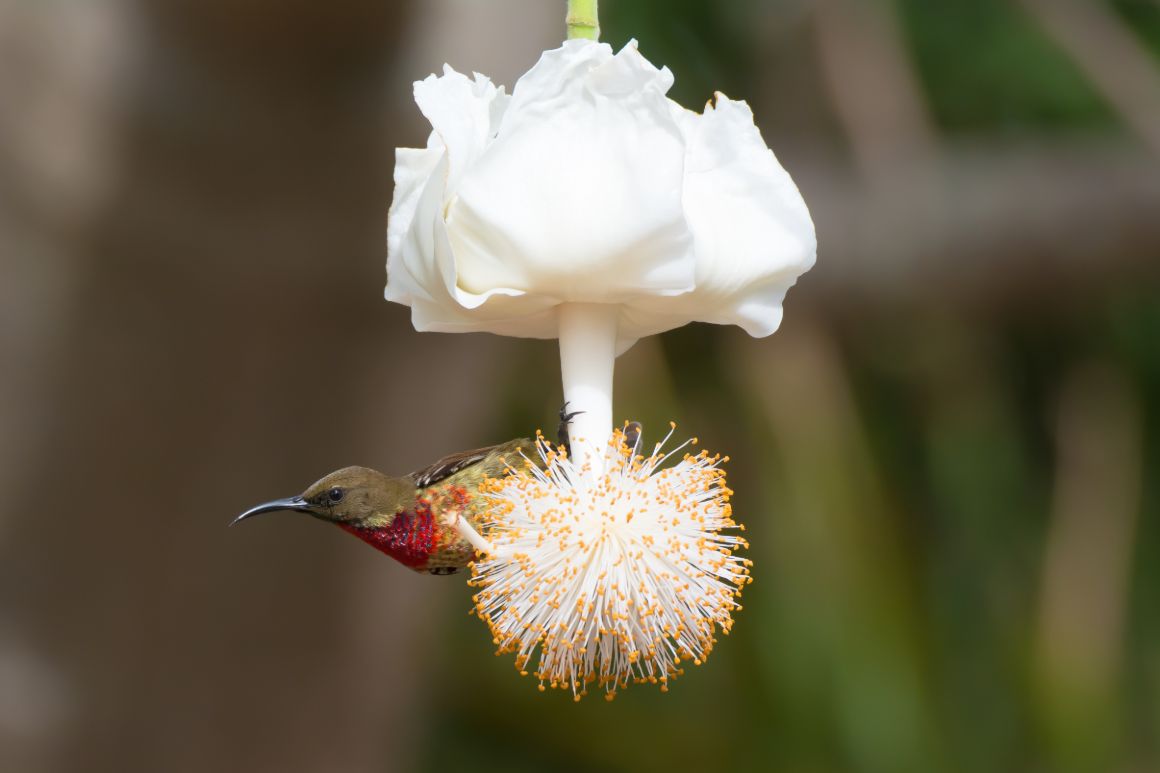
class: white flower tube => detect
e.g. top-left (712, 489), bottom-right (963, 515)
top-left (556, 303), bottom-right (616, 472)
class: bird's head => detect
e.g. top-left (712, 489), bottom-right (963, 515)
top-left (232, 466), bottom-right (414, 530)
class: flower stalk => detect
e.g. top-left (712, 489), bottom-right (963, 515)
top-left (557, 303), bottom-right (617, 475)
top-left (566, 0), bottom-right (599, 41)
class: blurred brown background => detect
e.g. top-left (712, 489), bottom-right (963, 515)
top-left (1, 1), bottom-right (1158, 771)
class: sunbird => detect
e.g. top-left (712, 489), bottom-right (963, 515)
top-left (233, 409), bottom-right (639, 575)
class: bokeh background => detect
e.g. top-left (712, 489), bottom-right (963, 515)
top-left (2, 0), bottom-right (1159, 771)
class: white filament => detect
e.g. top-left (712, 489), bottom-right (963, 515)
top-left (470, 427), bottom-right (750, 700)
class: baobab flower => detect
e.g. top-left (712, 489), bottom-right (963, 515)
top-left (386, 34), bottom-right (814, 697)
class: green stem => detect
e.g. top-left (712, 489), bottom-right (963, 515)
top-left (566, 0), bottom-right (599, 40)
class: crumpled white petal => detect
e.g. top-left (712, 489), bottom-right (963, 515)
top-left (415, 67), bottom-right (507, 204)
top-left (386, 69), bottom-right (507, 308)
top-left (449, 40), bottom-right (694, 305)
top-left (386, 39), bottom-right (815, 353)
top-left (385, 144), bottom-right (441, 292)
top-left (630, 93), bottom-right (816, 338)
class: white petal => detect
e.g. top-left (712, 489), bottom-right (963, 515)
top-left (667, 94), bottom-right (816, 337)
top-left (388, 67), bottom-right (505, 305)
top-left (413, 66), bottom-right (507, 202)
top-left (387, 151), bottom-right (443, 307)
top-left (385, 143), bottom-right (441, 276)
top-left (397, 161), bottom-right (559, 338)
top-left (445, 39), bottom-right (696, 304)
top-left (385, 44), bottom-right (815, 353)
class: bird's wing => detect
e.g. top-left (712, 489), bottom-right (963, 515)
top-left (408, 443), bottom-right (509, 489)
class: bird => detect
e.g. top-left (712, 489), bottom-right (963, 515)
top-left (232, 408), bottom-right (640, 576)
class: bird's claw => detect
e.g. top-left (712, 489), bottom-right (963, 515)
top-left (553, 404), bottom-right (642, 459)
top-left (557, 402), bottom-right (585, 458)
top-left (558, 401), bottom-right (584, 425)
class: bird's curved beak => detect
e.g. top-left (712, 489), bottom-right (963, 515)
top-left (230, 495), bottom-right (314, 527)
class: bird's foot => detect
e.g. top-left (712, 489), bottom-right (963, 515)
top-left (554, 403), bottom-right (642, 459)
top-left (557, 401), bottom-right (584, 458)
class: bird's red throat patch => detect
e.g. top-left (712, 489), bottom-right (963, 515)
top-left (336, 485), bottom-right (474, 571)
top-left (337, 507), bottom-right (437, 569)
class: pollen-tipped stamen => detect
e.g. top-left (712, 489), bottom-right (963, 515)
top-left (470, 424), bottom-right (749, 699)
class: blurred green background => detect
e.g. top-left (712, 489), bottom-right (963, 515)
top-left (1, 1), bottom-right (1158, 771)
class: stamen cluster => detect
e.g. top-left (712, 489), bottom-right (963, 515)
top-left (470, 425), bottom-right (751, 700)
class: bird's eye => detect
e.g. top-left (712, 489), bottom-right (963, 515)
top-left (327, 487), bottom-right (345, 503)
